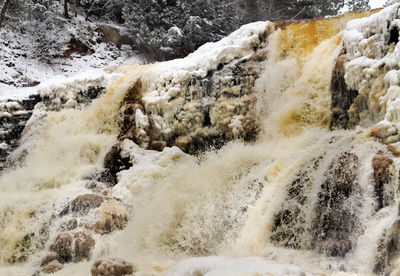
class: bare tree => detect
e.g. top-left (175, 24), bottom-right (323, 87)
top-left (0, 0), bottom-right (11, 28)
top-left (64, 0), bottom-right (69, 18)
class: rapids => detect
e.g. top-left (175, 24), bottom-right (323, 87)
top-left (1, 5), bottom-right (400, 276)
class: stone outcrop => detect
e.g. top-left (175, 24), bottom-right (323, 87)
top-left (330, 53), bottom-right (359, 130)
top-left (271, 150), bottom-right (361, 257)
top-left (97, 25), bottom-right (134, 49)
top-left (91, 258), bottom-right (135, 276)
top-left (114, 31), bottom-right (269, 156)
top-left (0, 86), bottom-right (105, 171)
top-left (0, 95), bottom-right (40, 170)
top-left (40, 187), bottom-right (129, 272)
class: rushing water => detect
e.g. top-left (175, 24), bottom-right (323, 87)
top-left (1, 6), bottom-right (400, 276)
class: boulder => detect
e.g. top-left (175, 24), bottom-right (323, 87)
top-left (71, 194), bottom-right (104, 216)
top-left (50, 232), bottom-right (73, 263)
top-left (97, 25), bottom-right (133, 49)
top-left (93, 200), bottom-right (128, 235)
top-left (91, 258), bottom-right (135, 276)
top-left (40, 252), bottom-right (58, 267)
top-left (50, 231), bottom-right (95, 263)
top-left (41, 259), bottom-right (63, 274)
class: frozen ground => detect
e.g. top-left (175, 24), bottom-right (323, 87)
top-left (0, 16), bottom-right (144, 100)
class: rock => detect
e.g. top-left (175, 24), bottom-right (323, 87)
top-left (41, 259), bottom-right (63, 274)
top-left (104, 142), bottom-right (132, 182)
top-left (314, 152), bottom-right (359, 257)
top-left (97, 25), bottom-right (133, 49)
top-left (387, 144), bottom-right (400, 157)
top-left (50, 231), bottom-right (95, 263)
top-left (116, 47), bottom-right (262, 155)
top-left (74, 232), bottom-right (95, 262)
top-left (60, 219), bottom-right (78, 231)
top-left (40, 252), bottom-right (58, 267)
top-left (374, 218), bottom-right (400, 274)
top-left (149, 140), bottom-right (166, 151)
top-left (93, 200), bottom-right (128, 234)
top-left (330, 54), bottom-right (359, 130)
top-left (71, 194), bottom-right (104, 216)
top-left (271, 151), bottom-right (360, 257)
top-left (83, 168), bottom-right (116, 186)
top-left (50, 232), bottom-right (73, 263)
top-left (91, 258), bottom-right (135, 276)
top-left (372, 155), bottom-right (393, 209)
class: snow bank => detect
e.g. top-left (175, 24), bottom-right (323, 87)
top-left (343, 4), bottom-right (400, 141)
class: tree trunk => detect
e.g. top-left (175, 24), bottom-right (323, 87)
top-left (75, 0), bottom-right (79, 17)
top-left (0, 0), bottom-right (11, 28)
top-left (64, 0), bottom-right (69, 19)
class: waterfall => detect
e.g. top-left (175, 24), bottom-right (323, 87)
top-left (1, 5), bottom-right (400, 276)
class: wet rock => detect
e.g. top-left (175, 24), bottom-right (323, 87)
top-left (41, 259), bottom-right (63, 274)
top-left (149, 140), bottom-right (166, 151)
top-left (50, 231), bottom-right (95, 263)
top-left (104, 142), bottom-right (132, 182)
top-left (73, 232), bottom-right (95, 262)
top-left (83, 168), bottom-right (116, 186)
top-left (60, 219), bottom-right (78, 231)
top-left (271, 151), bottom-right (360, 257)
top-left (40, 252), bottom-right (58, 267)
top-left (322, 239), bottom-right (353, 258)
top-left (374, 218), bottom-right (400, 274)
top-left (313, 152), bottom-right (359, 257)
top-left (71, 194), bottom-right (104, 216)
top-left (50, 232), bottom-right (73, 263)
top-left (372, 155), bottom-right (393, 209)
top-left (93, 200), bottom-right (128, 235)
top-left (387, 144), bottom-right (400, 157)
top-left (91, 258), bottom-right (135, 276)
top-left (330, 54), bottom-right (359, 130)
top-left (116, 46), bottom-right (262, 155)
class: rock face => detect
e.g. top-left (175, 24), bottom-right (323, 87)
top-left (0, 95), bottom-right (40, 170)
top-left (271, 150), bottom-right (361, 257)
top-left (114, 29), bottom-right (269, 156)
top-left (0, 86), bottom-right (105, 172)
top-left (91, 258), bottom-right (135, 276)
top-left (97, 25), bottom-right (134, 49)
top-left (330, 54), bottom-right (358, 129)
top-left (375, 218), bottom-right (400, 274)
top-left (372, 155), bottom-right (394, 209)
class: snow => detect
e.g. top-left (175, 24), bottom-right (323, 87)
top-left (0, 22), bottom-right (144, 100)
top-left (0, 68), bottom-right (122, 102)
top-left (343, 4), bottom-right (400, 137)
top-left (165, 256), bottom-right (315, 276)
top-left (142, 21), bottom-right (271, 110)
top-left (369, 0), bottom-right (386, 9)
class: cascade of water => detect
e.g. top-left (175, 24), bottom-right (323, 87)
top-left (1, 6), bottom-right (400, 276)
